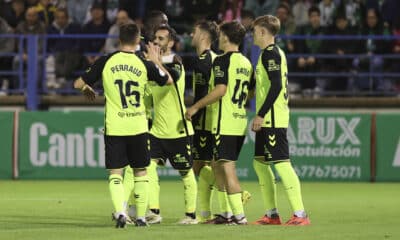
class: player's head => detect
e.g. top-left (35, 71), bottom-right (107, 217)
top-left (119, 23), bottom-right (141, 46)
top-left (153, 24), bottom-right (177, 54)
top-left (191, 20), bottom-right (218, 48)
top-left (252, 15), bottom-right (280, 47)
top-left (218, 21), bottom-right (246, 50)
top-left (143, 10), bottom-right (168, 42)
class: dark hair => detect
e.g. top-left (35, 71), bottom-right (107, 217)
top-left (55, 8), bottom-right (69, 18)
top-left (119, 23), bottom-right (140, 44)
top-left (155, 24), bottom-right (178, 42)
top-left (277, 3), bottom-right (290, 14)
top-left (253, 15), bottom-right (280, 36)
top-left (308, 6), bottom-right (320, 16)
top-left (241, 9), bottom-right (255, 20)
top-left (195, 20), bottom-right (219, 43)
top-left (219, 21), bottom-right (246, 45)
top-left (144, 10), bottom-right (168, 25)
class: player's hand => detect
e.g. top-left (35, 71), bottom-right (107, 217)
top-left (81, 84), bottom-right (96, 101)
top-left (252, 116), bottom-right (264, 132)
top-left (185, 106), bottom-right (199, 121)
top-left (146, 42), bottom-right (161, 63)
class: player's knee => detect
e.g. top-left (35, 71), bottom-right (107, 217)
top-left (109, 168), bottom-right (124, 176)
top-left (133, 167), bottom-right (147, 177)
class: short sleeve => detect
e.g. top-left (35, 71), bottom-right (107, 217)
top-left (213, 54), bottom-right (230, 86)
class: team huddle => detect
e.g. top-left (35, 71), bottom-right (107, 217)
top-left (74, 13), bottom-right (310, 227)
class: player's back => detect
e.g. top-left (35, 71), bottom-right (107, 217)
top-left (150, 54), bottom-right (194, 139)
top-left (102, 51), bottom-right (149, 136)
top-left (211, 52), bottom-right (253, 136)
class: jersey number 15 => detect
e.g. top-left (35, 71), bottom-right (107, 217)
top-left (114, 79), bottom-right (140, 109)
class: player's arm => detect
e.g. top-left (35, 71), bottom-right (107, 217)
top-left (247, 68), bottom-right (256, 100)
top-left (146, 42), bottom-right (173, 85)
top-left (252, 48), bottom-right (282, 131)
top-left (185, 56), bottom-right (228, 121)
top-left (73, 55), bottom-right (108, 101)
top-left (164, 55), bottom-right (183, 82)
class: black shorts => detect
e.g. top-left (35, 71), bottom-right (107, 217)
top-left (213, 134), bottom-right (245, 161)
top-left (104, 133), bottom-right (150, 169)
top-left (192, 130), bottom-right (213, 161)
top-left (150, 134), bottom-right (193, 170)
top-left (255, 128), bottom-right (289, 163)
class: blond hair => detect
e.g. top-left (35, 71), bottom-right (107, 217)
top-left (253, 15), bottom-right (281, 36)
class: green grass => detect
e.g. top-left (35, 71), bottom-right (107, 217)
top-left (0, 180), bottom-right (399, 240)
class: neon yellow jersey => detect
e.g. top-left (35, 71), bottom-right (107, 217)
top-left (81, 51), bottom-right (168, 136)
top-left (255, 44), bottom-right (289, 128)
top-left (210, 51), bottom-right (253, 136)
top-left (192, 50), bottom-right (217, 131)
top-left (150, 54), bottom-right (194, 139)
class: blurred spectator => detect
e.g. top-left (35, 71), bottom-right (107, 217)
top-left (67, 0), bottom-right (93, 25)
top-left (381, 0), bottom-right (400, 28)
top-left (13, 6), bottom-right (46, 89)
top-left (183, 0), bottom-right (219, 21)
top-left (391, 16), bottom-right (400, 91)
top-left (104, 10), bottom-right (133, 54)
top-left (164, 0), bottom-right (187, 34)
top-left (1, 0), bottom-right (26, 29)
top-left (46, 8), bottom-right (82, 89)
top-left (26, 0), bottom-right (39, 7)
top-left (240, 9), bottom-right (258, 63)
top-left (218, 0), bottom-right (243, 22)
top-left (353, 8), bottom-right (392, 92)
top-left (292, 0), bottom-right (312, 28)
top-left (120, 0), bottom-right (146, 23)
top-left (243, 0), bottom-right (278, 17)
top-left (91, 0), bottom-right (119, 23)
top-left (337, 0), bottom-right (366, 31)
top-left (275, 4), bottom-right (296, 53)
top-left (319, 0), bottom-right (336, 27)
top-left (81, 3), bottom-right (110, 66)
top-left (0, 17), bottom-right (15, 94)
top-left (323, 13), bottom-right (357, 93)
top-left (294, 6), bottom-right (328, 91)
top-left (35, 0), bottom-right (57, 26)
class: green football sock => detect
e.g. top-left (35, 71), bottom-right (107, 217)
top-left (108, 174), bottom-right (125, 213)
top-left (227, 192), bottom-right (245, 219)
top-left (198, 166), bottom-right (214, 218)
top-left (147, 160), bottom-right (160, 210)
top-left (275, 161), bottom-right (305, 212)
top-left (181, 169), bottom-right (197, 213)
top-left (253, 160), bottom-right (277, 212)
top-left (133, 175), bottom-right (149, 219)
top-left (217, 190), bottom-right (232, 217)
top-left (123, 167), bottom-right (135, 208)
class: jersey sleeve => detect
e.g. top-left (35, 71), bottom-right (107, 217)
top-left (195, 51), bottom-right (213, 83)
top-left (257, 48), bottom-right (283, 117)
top-left (81, 55), bottom-right (109, 86)
top-left (164, 58), bottom-right (183, 83)
top-left (213, 55), bottom-right (229, 86)
top-left (142, 59), bottom-right (169, 86)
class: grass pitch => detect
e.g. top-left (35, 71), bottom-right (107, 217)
top-left (0, 180), bottom-right (399, 240)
